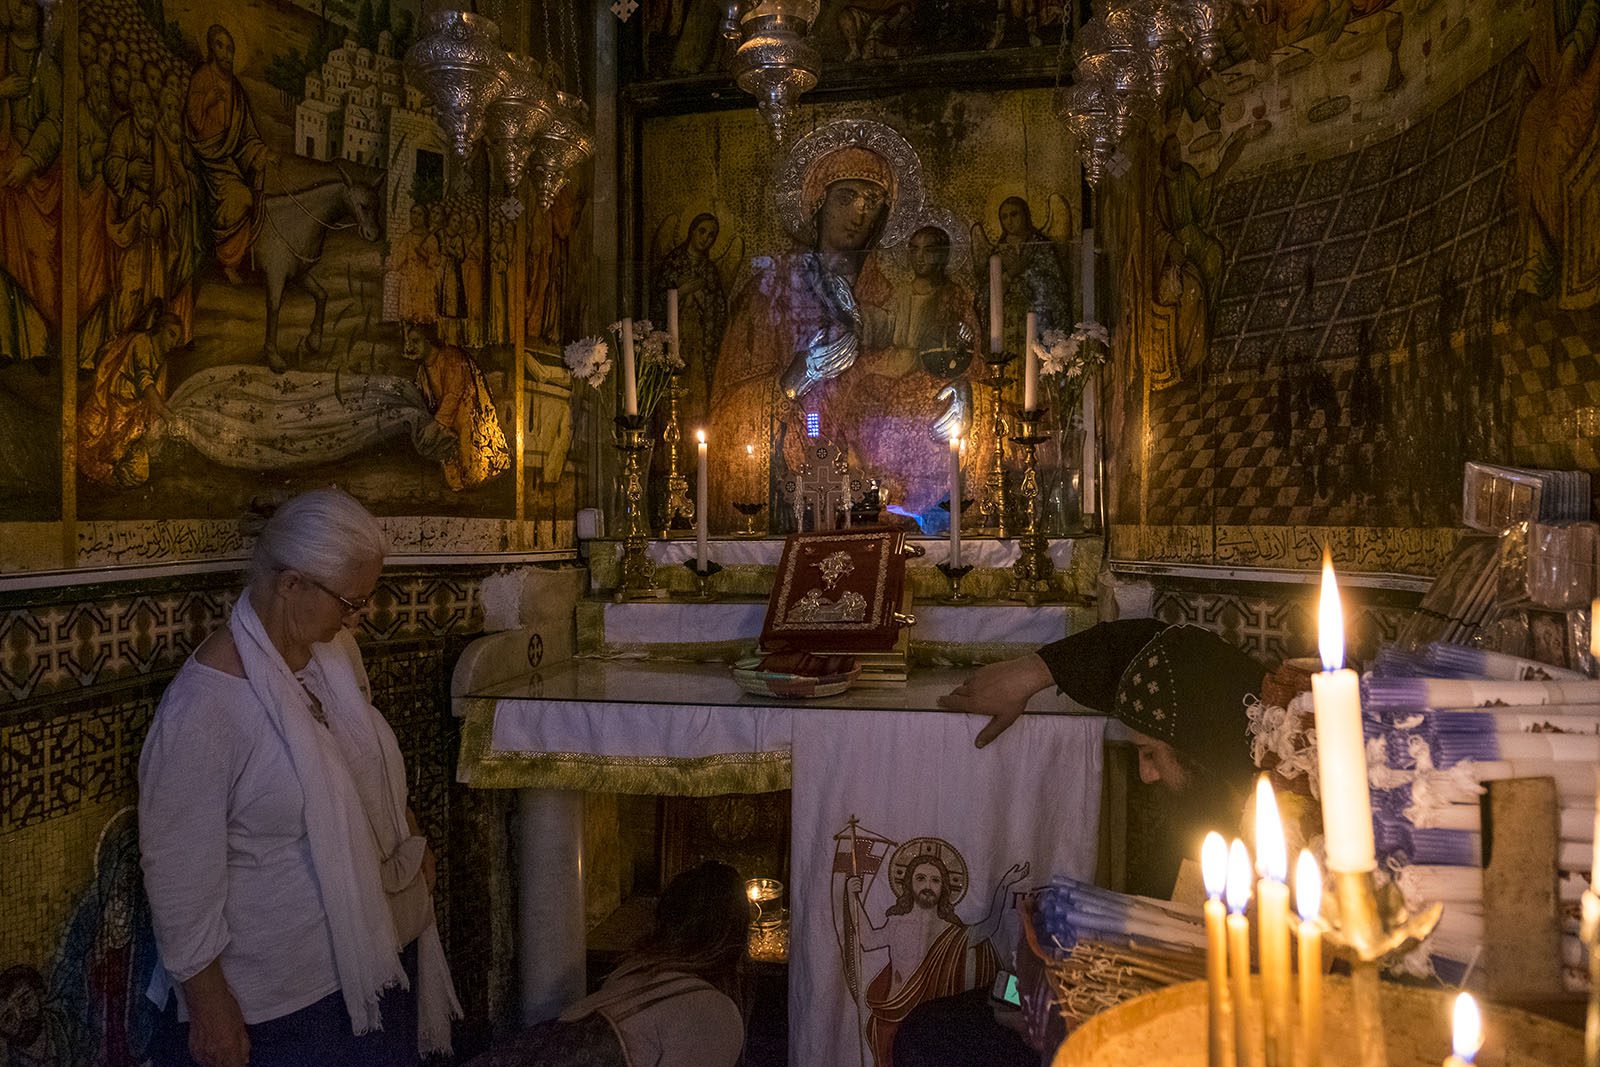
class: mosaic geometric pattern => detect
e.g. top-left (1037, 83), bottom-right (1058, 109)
top-left (1502, 304), bottom-right (1600, 472)
top-left (1150, 578), bottom-right (1416, 667)
top-left (1207, 53), bottom-right (1524, 372)
top-left (1144, 50), bottom-right (1529, 531)
top-left (0, 567), bottom-right (503, 1047)
top-left (0, 568), bottom-right (485, 708)
top-left (0, 681), bottom-right (163, 836)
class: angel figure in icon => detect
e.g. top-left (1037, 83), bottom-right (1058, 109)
top-left (650, 211), bottom-right (742, 426)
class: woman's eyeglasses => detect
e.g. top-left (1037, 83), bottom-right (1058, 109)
top-left (307, 577), bottom-right (371, 615)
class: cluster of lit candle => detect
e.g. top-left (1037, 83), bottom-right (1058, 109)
top-left (1198, 798), bottom-right (1321, 1067)
top-left (1195, 554), bottom-right (1488, 1066)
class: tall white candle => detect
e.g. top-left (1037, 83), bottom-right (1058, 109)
top-left (1592, 766), bottom-right (1600, 892)
top-left (1311, 553), bottom-right (1377, 873)
top-left (620, 317), bottom-right (638, 417)
top-left (1082, 372), bottom-right (1097, 518)
top-left (988, 254), bottom-right (1003, 354)
top-left (1081, 227), bottom-right (1097, 324)
top-left (949, 434), bottom-right (962, 568)
top-left (666, 288), bottom-right (681, 365)
top-left (696, 430), bottom-right (709, 569)
top-left (1024, 311), bottom-right (1039, 411)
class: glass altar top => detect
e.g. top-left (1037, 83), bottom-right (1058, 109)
top-left (469, 658), bottom-right (1098, 716)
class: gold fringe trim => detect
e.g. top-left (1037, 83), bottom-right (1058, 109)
top-left (456, 696), bottom-right (792, 795)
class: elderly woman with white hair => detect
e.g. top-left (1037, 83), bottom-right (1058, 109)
top-left (139, 488), bottom-right (460, 1067)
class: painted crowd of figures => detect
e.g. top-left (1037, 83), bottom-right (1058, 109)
top-left (0, 0), bottom-right (585, 503)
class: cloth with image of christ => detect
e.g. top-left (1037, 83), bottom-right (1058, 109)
top-left (865, 921), bottom-right (996, 1067)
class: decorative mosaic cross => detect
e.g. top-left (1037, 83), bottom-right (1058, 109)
top-left (781, 441), bottom-right (865, 532)
top-left (610, 0), bottom-right (639, 20)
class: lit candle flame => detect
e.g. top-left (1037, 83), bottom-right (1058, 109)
top-left (1318, 550), bottom-right (1345, 672)
top-left (1255, 775), bottom-right (1287, 882)
top-left (1226, 838), bottom-right (1253, 914)
top-left (1452, 992), bottom-right (1482, 1061)
top-left (1295, 850), bottom-right (1321, 923)
top-left (697, 429), bottom-right (707, 444)
top-left (1202, 832), bottom-right (1228, 900)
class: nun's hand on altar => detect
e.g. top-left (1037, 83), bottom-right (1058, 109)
top-left (937, 653), bottom-right (1055, 749)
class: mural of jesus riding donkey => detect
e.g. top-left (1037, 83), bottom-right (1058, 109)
top-left (70, 0), bottom-right (512, 516)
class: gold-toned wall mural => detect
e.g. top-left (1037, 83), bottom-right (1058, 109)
top-left (0, 0), bottom-right (590, 571)
top-left (636, 88), bottom-right (1083, 535)
top-left (1106, 0), bottom-right (1600, 575)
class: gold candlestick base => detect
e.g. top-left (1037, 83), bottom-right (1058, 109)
top-left (661, 374), bottom-right (694, 534)
top-left (614, 415), bottom-right (665, 602)
top-left (679, 559), bottom-right (723, 601)
top-left (935, 562), bottom-right (974, 603)
top-left (1322, 868), bottom-right (1444, 1067)
top-left (978, 351), bottom-right (1014, 535)
top-left (1008, 406), bottom-right (1057, 606)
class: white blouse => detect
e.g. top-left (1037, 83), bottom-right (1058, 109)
top-left (138, 659), bottom-right (342, 1024)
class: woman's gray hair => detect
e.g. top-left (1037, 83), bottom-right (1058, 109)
top-left (248, 488), bottom-right (388, 586)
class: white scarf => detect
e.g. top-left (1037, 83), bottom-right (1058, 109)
top-left (230, 593), bottom-right (461, 1054)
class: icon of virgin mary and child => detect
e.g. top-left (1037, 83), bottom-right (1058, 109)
top-left (707, 120), bottom-right (987, 533)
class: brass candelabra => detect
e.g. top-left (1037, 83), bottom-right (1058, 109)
top-left (614, 414), bottom-right (665, 602)
top-left (1008, 406), bottom-right (1056, 605)
top-left (978, 351), bottom-right (1014, 535)
top-left (1324, 869), bottom-right (1443, 1067)
top-left (661, 374), bottom-right (693, 533)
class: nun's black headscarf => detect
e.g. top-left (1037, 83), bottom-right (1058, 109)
top-left (1112, 624), bottom-right (1265, 792)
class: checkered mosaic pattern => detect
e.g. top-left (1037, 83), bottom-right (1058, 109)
top-left (1502, 304), bottom-right (1600, 472)
top-left (1143, 50), bottom-right (1530, 530)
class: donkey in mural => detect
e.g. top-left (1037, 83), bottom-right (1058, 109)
top-left (253, 162), bottom-right (384, 373)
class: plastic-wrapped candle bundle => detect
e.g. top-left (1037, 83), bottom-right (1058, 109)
top-left (1355, 645), bottom-right (1597, 993)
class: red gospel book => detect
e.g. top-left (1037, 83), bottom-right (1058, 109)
top-left (760, 527), bottom-right (915, 654)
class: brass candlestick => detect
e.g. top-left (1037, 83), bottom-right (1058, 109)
top-left (1583, 888), bottom-right (1600, 1067)
top-left (979, 351), bottom-right (1014, 535)
top-left (936, 562), bottom-right (974, 603)
top-left (661, 374), bottom-right (693, 533)
top-left (680, 559), bottom-right (723, 601)
top-left (1008, 406), bottom-right (1056, 606)
top-left (1323, 869), bottom-right (1443, 1067)
top-left (614, 414), bottom-right (666, 602)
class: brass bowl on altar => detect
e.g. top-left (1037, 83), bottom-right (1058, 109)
top-left (1054, 977), bottom-right (1579, 1066)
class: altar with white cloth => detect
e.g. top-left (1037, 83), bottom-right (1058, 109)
top-left (456, 658), bottom-right (1106, 1067)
